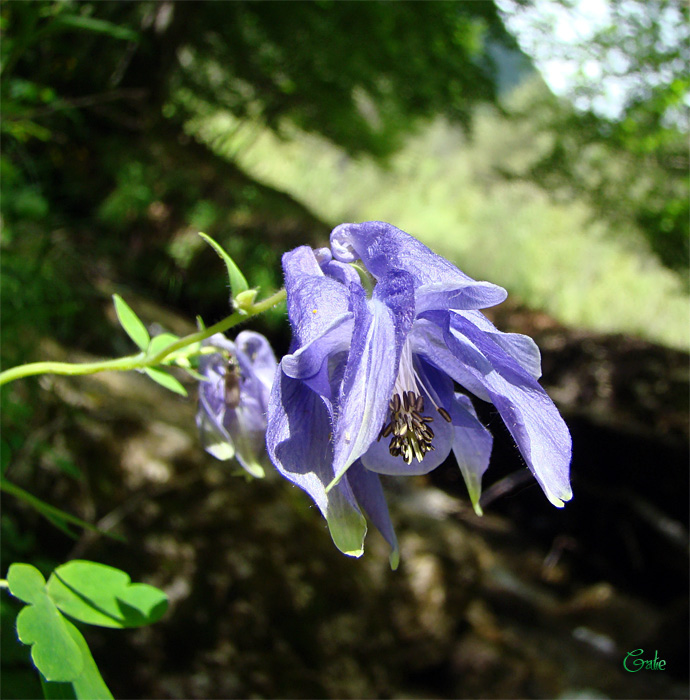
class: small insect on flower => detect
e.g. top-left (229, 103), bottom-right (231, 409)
top-left (223, 356), bottom-right (241, 410)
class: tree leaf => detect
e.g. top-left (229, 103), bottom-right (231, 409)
top-left (112, 294), bottom-right (150, 350)
top-left (46, 561), bottom-right (169, 629)
top-left (142, 367), bottom-right (188, 396)
top-left (41, 618), bottom-right (114, 700)
top-left (198, 231), bottom-right (249, 296)
top-left (8, 565), bottom-right (84, 683)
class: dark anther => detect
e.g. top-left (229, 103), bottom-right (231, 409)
top-left (437, 407), bottom-right (452, 423)
top-left (386, 390), bottom-right (438, 463)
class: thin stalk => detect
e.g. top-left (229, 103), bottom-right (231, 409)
top-left (0, 289), bottom-right (286, 386)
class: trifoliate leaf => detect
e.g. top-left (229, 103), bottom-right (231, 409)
top-left (46, 560), bottom-right (169, 629)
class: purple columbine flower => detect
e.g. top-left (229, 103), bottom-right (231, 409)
top-left (266, 222), bottom-right (572, 566)
top-left (197, 331), bottom-right (277, 478)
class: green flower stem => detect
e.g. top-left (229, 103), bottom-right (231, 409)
top-left (145, 288), bottom-right (286, 365)
top-left (0, 289), bottom-right (286, 386)
top-left (0, 580), bottom-right (8, 589)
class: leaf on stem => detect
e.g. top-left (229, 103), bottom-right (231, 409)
top-left (146, 332), bottom-right (181, 362)
top-left (143, 367), bottom-right (187, 396)
top-left (198, 231), bottom-right (249, 296)
top-left (112, 295), bottom-right (150, 351)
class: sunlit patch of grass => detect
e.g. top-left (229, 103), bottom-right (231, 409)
top-left (186, 108), bottom-right (689, 350)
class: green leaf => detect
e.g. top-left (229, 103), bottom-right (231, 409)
top-left (181, 366), bottom-right (207, 382)
top-left (41, 618), bottom-right (113, 700)
top-left (142, 367), bottom-right (187, 397)
top-left (50, 15), bottom-right (139, 42)
top-left (112, 295), bottom-right (149, 351)
top-left (198, 231), bottom-right (249, 296)
top-left (8, 566), bottom-right (84, 682)
top-left (46, 561), bottom-right (168, 629)
top-left (147, 332), bottom-right (180, 361)
top-left (40, 677), bottom-right (77, 700)
top-left (7, 563), bottom-right (46, 605)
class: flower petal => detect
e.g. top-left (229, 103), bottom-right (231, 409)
top-left (447, 314), bottom-right (572, 507)
top-left (266, 369), bottom-right (367, 556)
top-left (413, 312), bottom-right (571, 507)
top-left (319, 255), bottom-right (363, 288)
top-left (347, 461), bottom-right (399, 570)
top-left (196, 409), bottom-right (235, 461)
top-left (415, 281), bottom-right (507, 315)
top-left (411, 318), bottom-right (492, 403)
top-left (281, 312), bottom-right (353, 382)
top-left (331, 221), bottom-right (479, 290)
top-left (456, 310), bottom-right (542, 379)
top-left (235, 330), bottom-right (279, 393)
top-left (329, 272), bottom-right (415, 488)
top-left (224, 403), bottom-right (267, 478)
top-left (449, 393), bottom-right (493, 516)
top-left (283, 246), bottom-right (351, 348)
top-left (197, 350), bottom-right (237, 461)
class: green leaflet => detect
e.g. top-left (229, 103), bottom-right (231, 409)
top-left (143, 367), bottom-right (187, 396)
top-left (46, 560), bottom-right (168, 629)
top-left (112, 294), bottom-right (150, 351)
top-left (198, 231), bottom-right (250, 297)
top-left (8, 564), bottom-right (83, 683)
